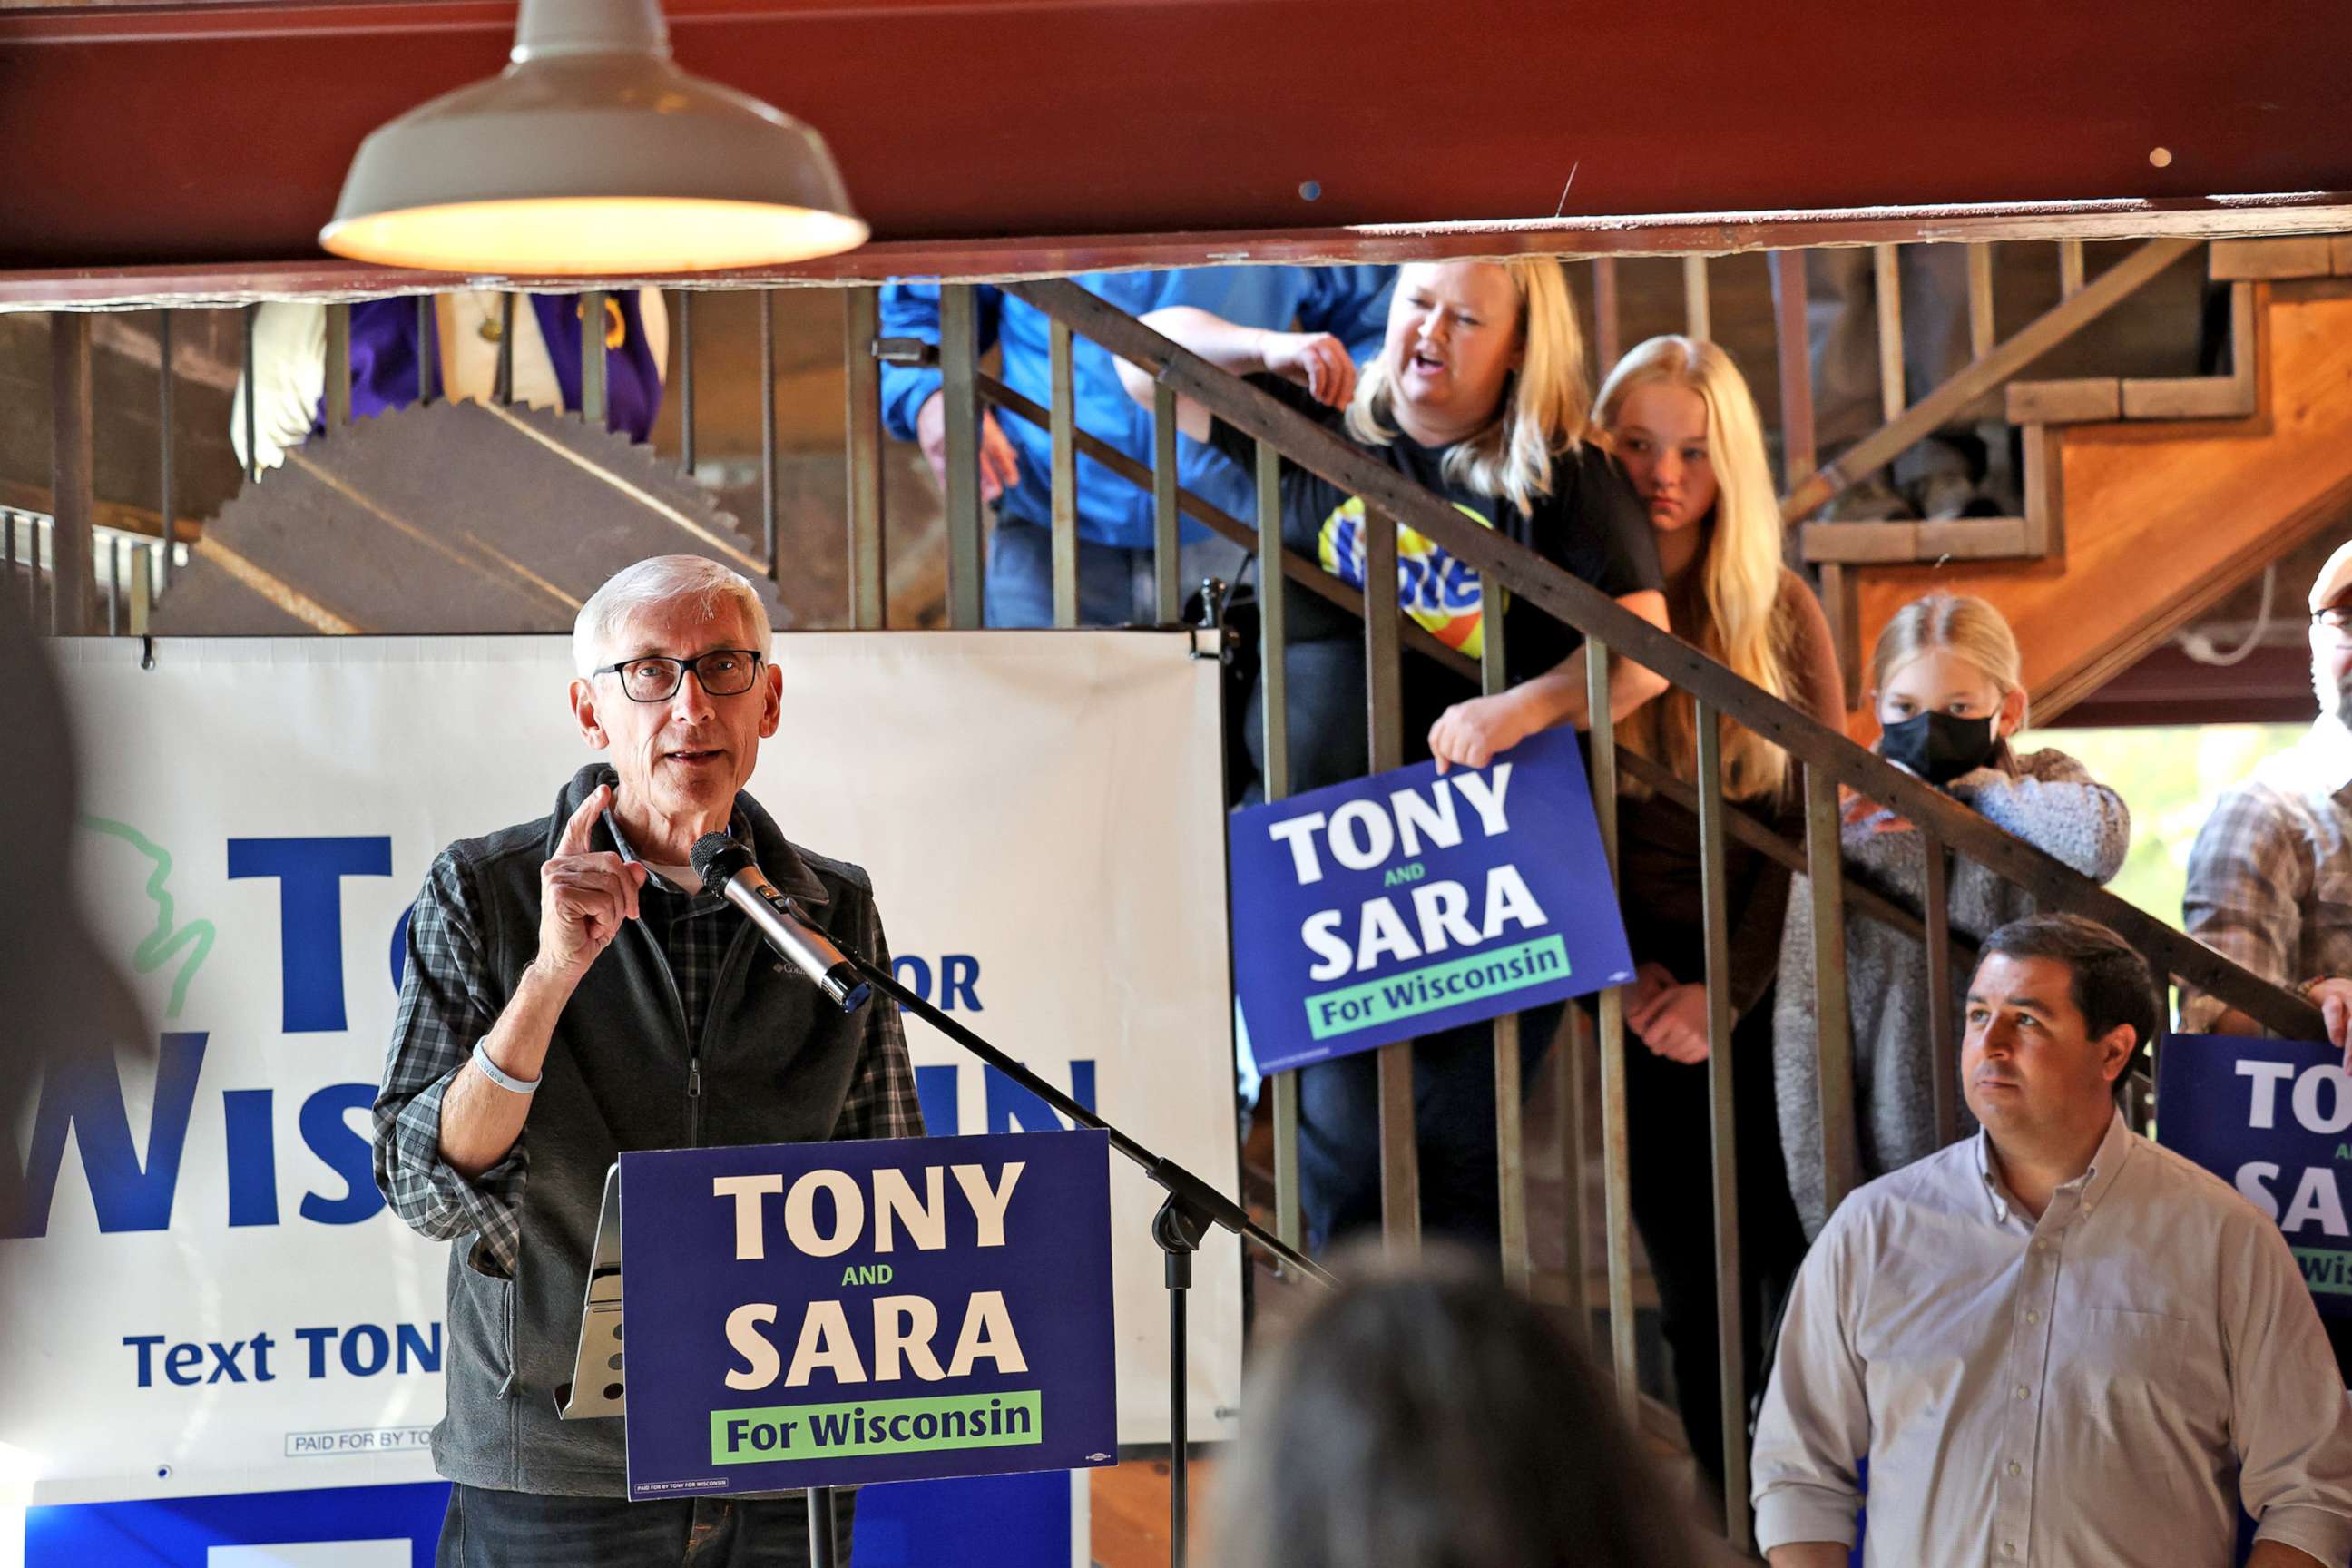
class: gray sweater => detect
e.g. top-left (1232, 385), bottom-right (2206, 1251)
top-left (1773, 749), bottom-right (2131, 1239)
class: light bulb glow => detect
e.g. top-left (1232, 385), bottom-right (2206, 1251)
top-left (321, 197), bottom-right (869, 275)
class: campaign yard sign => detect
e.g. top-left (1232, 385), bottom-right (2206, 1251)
top-left (2157, 1034), bottom-right (2352, 1316)
top-left (619, 1130), bottom-right (1119, 1496)
top-left (1230, 727), bottom-right (1635, 1074)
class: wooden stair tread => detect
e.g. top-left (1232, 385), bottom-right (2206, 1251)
top-left (2210, 235), bottom-right (2342, 280)
top-left (1803, 516), bottom-right (2030, 564)
top-left (1846, 283), bottom-right (2352, 727)
top-left (2007, 377), bottom-right (2120, 425)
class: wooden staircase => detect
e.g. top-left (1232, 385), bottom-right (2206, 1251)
top-left (1808, 238), bottom-right (2352, 730)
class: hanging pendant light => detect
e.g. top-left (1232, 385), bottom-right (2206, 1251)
top-left (320, 0), bottom-right (867, 274)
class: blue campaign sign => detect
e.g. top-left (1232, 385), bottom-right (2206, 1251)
top-left (618, 1130), bottom-right (1119, 1496)
top-left (1229, 727), bottom-right (1634, 1074)
top-left (2157, 1034), bottom-right (2352, 1317)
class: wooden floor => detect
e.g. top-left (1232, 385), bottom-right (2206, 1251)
top-left (1088, 1458), bottom-right (1184, 1568)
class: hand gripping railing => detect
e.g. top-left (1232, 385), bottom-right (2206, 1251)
top-left (1000, 273), bottom-right (2321, 1552)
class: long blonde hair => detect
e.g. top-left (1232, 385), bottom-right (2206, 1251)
top-left (1594, 335), bottom-right (1799, 802)
top-left (1344, 260), bottom-right (1590, 515)
top-left (1871, 591), bottom-right (2028, 727)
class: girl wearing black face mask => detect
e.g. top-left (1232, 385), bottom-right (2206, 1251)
top-left (1771, 593), bottom-right (2132, 1240)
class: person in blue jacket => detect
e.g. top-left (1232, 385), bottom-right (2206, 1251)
top-left (879, 268), bottom-right (1394, 627)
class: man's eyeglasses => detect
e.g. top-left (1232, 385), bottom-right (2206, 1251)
top-left (592, 650), bottom-right (764, 703)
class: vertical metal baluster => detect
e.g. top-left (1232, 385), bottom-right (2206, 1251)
top-left (1682, 255), bottom-right (1712, 340)
top-left (1967, 245), bottom-right (1997, 361)
top-left (103, 537), bottom-right (120, 636)
top-left (1771, 250), bottom-right (1818, 490)
top-left (495, 292), bottom-right (516, 407)
top-left (32, 514), bottom-right (48, 631)
top-left (1049, 320), bottom-right (1079, 628)
top-left (843, 288), bottom-right (886, 630)
top-left (939, 285), bottom-right (984, 630)
top-left (1586, 640), bottom-right (1638, 1410)
top-left (242, 304), bottom-right (260, 483)
top-left (1695, 702), bottom-right (1749, 1552)
top-left (1485, 584), bottom-right (1529, 1287)
top-left (1364, 505), bottom-right (1419, 1250)
top-left (1152, 382), bottom-right (1181, 624)
top-left (582, 289), bottom-right (608, 428)
top-left (1805, 766), bottom-right (1860, 1211)
top-left (326, 302), bottom-right (352, 431)
top-left (676, 291), bottom-right (693, 466)
top-left (416, 295), bottom-right (436, 407)
top-left (2059, 240), bottom-right (2087, 299)
top-left (758, 289), bottom-right (779, 582)
top-left (1560, 1004), bottom-right (1595, 1344)
top-left (130, 543), bottom-right (152, 636)
top-left (1258, 441), bottom-right (1302, 1250)
top-left (1873, 244), bottom-right (1905, 425)
top-left (156, 309), bottom-right (175, 593)
top-left (51, 312), bottom-right (97, 633)
top-left (1591, 258), bottom-right (1622, 375)
top-left (1924, 835), bottom-right (1961, 1145)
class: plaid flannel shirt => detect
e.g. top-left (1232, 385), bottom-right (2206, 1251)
top-left (373, 813), bottom-right (925, 1277)
top-left (2182, 718), bottom-right (2352, 1031)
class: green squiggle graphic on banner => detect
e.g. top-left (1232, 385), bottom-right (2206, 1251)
top-left (78, 814), bottom-right (215, 1018)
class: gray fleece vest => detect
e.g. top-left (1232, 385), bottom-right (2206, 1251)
top-left (435, 764), bottom-right (887, 1495)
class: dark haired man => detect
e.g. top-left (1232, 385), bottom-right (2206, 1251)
top-left (1753, 913), bottom-right (2352, 1568)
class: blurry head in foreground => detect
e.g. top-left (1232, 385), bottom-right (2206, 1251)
top-left (1219, 1250), bottom-right (1700, 1568)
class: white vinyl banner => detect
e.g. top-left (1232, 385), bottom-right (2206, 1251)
top-left (4, 632), bottom-right (1240, 1509)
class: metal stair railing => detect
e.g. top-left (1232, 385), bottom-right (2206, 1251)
top-left (995, 272), bottom-right (2323, 1553)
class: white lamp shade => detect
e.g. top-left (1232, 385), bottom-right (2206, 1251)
top-left (321, 2), bottom-right (867, 274)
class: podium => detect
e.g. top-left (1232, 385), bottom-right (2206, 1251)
top-left (554, 927), bottom-right (1333, 1566)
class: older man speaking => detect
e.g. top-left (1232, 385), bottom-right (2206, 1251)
top-left (1753, 913), bottom-right (2352, 1568)
top-left (373, 555), bottom-right (924, 1567)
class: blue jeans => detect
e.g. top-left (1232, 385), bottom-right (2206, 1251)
top-left (436, 1483), bottom-right (853, 1568)
top-left (984, 515), bottom-right (1249, 629)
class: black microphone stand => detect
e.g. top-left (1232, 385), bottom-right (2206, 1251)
top-left (820, 936), bottom-right (1337, 1568)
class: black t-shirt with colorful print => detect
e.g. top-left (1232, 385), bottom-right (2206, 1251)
top-left (1209, 374), bottom-right (1662, 750)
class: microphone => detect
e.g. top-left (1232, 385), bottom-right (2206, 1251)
top-left (690, 833), bottom-right (872, 1013)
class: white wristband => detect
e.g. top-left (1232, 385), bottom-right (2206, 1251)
top-left (472, 1040), bottom-right (541, 1096)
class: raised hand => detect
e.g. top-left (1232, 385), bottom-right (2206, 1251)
top-left (533, 784), bottom-right (648, 987)
top-left (1261, 331), bottom-right (1358, 407)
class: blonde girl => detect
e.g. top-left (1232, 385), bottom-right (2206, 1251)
top-left (1591, 334), bottom-right (1841, 1492)
top-left (1776, 592), bottom-right (2131, 1240)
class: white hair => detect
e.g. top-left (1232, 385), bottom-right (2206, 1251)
top-left (572, 555), bottom-right (774, 678)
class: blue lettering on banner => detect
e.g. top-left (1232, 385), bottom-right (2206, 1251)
top-left (1, 1032), bottom-right (207, 1238)
top-left (223, 1089), bottom-right (279, 1228)
top-left (1, 1038), bottom-right (381, 1240)
top-left (120, 1323), bottom-right (443, 1388)
top-left (297, 1083), bottom-right (385, 1225)
top-left (913, 1063), bottom-right (1097, 1137)
top-left (225, 836), bottom-right (392, 1034)
top-left (890, 954), bottom-right (985, 1012)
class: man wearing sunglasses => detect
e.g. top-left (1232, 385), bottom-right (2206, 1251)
top-left (372, 554), bottom-right (923, 1567)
